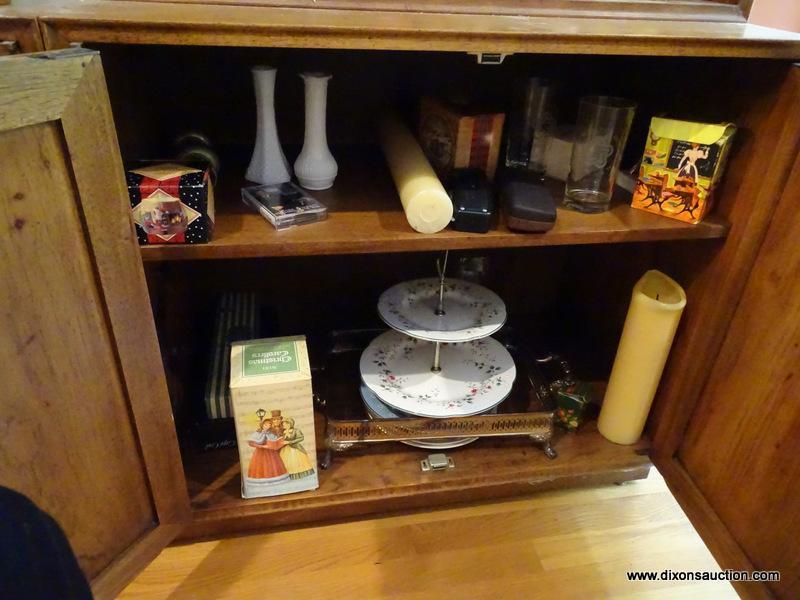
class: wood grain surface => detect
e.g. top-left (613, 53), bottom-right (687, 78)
top-left (59, 52), bottom-right (190, 530)
top-left (179, 424), bottom-right (651, 539)
top-left (91, 525), bottom-right (185, 600)
top-left (140, 159), bottom-right (729, 261)
top-left (0, 50), bottom-right (190, 597)
top-left (656, 457), bottom-right (773, 600)
top-left (649, 63), bottom-right (800, 459)
top-left (678, 143), bottom-right (800, 599)
top-left (0, 16), bottom-right (43, 53)
top-left (0, 50), bottom-right (86, 130)
top-left (0, 12), bottom-right (791, 599)
top-left (115, 0), bottom-right (747, 22)
top-left (15, 0), bottom-right (798, 58)
top-left (121, 468), bottom-right (735, 599)
top-left (0, 120), bottom-right (155, 580)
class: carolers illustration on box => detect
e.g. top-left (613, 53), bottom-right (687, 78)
top-left (229, 336), bottom-right (319, 499)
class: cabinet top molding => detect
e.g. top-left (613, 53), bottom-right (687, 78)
top-left (4, 0), bottom-right (800, 58)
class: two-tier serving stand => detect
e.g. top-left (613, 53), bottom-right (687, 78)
top-left (322, 252), bottom-right (557, 469)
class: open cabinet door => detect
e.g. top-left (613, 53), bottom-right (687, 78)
top-left (670, 144), bottom-right (800, 599)
top-left (0, 49), bottom-right (189, 598)
top-left (651, 81), bottom-right (800, 599)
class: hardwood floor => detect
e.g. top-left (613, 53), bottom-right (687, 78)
top-left (121, 469), bottom-right (735, 599)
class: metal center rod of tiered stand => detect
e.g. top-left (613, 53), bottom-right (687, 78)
top-left (431, 250), bottom-right (448, 373)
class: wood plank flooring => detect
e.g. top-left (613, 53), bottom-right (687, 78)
top-left (121, 469), bottom-right (735, 599)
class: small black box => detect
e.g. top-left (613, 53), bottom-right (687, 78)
top-left (447, 169), bottom-right (494, 233)
top-left (502, 178), bottom-right (557, 232)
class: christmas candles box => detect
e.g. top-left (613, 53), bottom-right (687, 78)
top-left (229, 335), bottom-right (319, 499)
top-left (631, 118), bottom-right (736, 224)
top-left (126, 162), bottom-right (214, 244)
top-left (419, 97), bottom-right (505, 181)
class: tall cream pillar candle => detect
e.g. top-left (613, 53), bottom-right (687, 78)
top-left (379, 113), bottom-right (453, 233)
top-left (598, 270), bottom-right (687, 445)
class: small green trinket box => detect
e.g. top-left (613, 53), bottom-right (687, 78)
top-left (554, 382), bottom-right (595, 431)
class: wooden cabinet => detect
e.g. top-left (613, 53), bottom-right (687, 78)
top-left (673, 147), bottom-right (800, 600)
top-left (0, 49), bottom-right (187, 598)
top-left (1, 3), bottom-right (799, 598)
top-left (94, 0), bottom-right (754, 22)
top-left (0, 14), bottom-right (42, 54)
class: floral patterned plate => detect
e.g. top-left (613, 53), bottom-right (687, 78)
top-left (360, 383), bottom-right (501, 449)
top-left (359, 330), bottom-right (516, 418)
top-left (377, 278), bottom-right (506, 343)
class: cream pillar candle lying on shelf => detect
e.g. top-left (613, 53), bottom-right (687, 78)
top-left (598, 270), bottom-right (686, 445)
top-left (379, 113), bottom-right (453, 233)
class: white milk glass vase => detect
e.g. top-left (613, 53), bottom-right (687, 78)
top-left (294, 72), bottom-right (338, 190)
top-left (245, 65), bottom-right (291, 185)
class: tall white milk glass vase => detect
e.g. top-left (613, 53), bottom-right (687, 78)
top-left (246, 65), bottom-right (291, 185)
top-left (295, 72), bottom-right (338, 190)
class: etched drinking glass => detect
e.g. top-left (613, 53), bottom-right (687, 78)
top-left (564, 96), bottom-right (636, 213)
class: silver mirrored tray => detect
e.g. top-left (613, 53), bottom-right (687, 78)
top-left (360, 330), bottom-right (516, 418)
top-left (378, 277), bottom-right (506, 343)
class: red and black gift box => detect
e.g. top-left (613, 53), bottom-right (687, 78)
top-left (126, 162), bottom-right (215, 245)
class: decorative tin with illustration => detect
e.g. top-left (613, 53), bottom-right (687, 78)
top-left (419, 97), bottom-right (505, 181)
top-left (631, 118), bottom-right (736, 224)
top-left (554, 382), bottom-right (596, 431)
top-left (230, 335), bottom-right (319, 499)
top-left (127, 162), bottom-right (214, 244)
top-left (527, 354), bottom-right (594, 431)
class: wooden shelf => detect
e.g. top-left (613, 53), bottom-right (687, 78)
top-left (179, 423), bottom-right (651, 540)
top-left (140, 153), bottom-right (729, 262)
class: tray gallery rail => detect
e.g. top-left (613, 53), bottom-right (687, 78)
top-left (322, 411), bottom-right (556, 468)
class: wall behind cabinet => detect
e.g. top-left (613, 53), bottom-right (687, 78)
top-left (749, 0), bottom-right (800, 31)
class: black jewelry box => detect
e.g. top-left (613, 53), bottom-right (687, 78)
top-left (447, 168), bottom-right (494, 233)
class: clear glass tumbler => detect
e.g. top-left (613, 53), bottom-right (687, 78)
top-left (564, 96), bottom-right (636, 213)
top-left (505, 77), bottom-right (556, 179)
